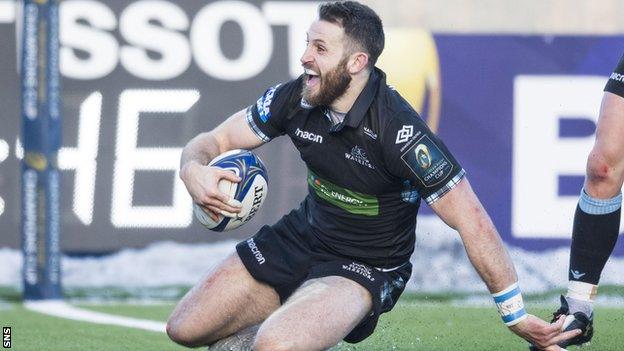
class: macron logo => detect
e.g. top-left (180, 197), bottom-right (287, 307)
top-left (570, 270), bottom-right (586, 280)
top-left (295, 128), bottom-right (323, 143)
top-left (610, 72), bottom-right (624, 83)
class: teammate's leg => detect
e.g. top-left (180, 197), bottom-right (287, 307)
top-left (544, 92), bottom-right (624, 349)
top-left (166, 253), bottom-right (280, 347)
top-left (252, 276), bottom-right (373, 351)
top-left (568, 92), bottom-right (624, 308)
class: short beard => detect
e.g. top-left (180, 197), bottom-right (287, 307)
top-left (302, 57), bottom-right (352, 107)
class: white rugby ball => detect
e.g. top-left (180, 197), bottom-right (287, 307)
top-left (193, 149), bottom-right (268, 231)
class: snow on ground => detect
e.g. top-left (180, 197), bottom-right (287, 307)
top-left (1, 217), bottom-right (624, 294)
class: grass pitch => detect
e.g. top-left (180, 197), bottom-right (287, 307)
top-left (1, 291), bottom-right (623, 350)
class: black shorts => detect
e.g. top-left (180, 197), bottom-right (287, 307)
top-left (236, 201), bottom-right (412, 343)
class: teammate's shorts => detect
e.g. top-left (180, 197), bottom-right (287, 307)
top-left (605, 54), bottom-right (624, 98)
top-left (236, 200), bottom-right (412, 343)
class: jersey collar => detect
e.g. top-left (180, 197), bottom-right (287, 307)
top-left (339, 67), bottom-right (383, 130)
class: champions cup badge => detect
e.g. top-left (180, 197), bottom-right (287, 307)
top-left (415, 144), bottom-right (431, 169)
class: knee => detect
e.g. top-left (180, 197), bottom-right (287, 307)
top-left (252, 332), bottom-right (296, 351)
top-left (166, 318), bottom-right (205, 348)
top-left (586, 149), bottom-right (622, 188)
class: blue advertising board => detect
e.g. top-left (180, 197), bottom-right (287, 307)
top-left (428, 35), bottom-right (624, 253)
top-left (0, 0), bottom-right (622, 257)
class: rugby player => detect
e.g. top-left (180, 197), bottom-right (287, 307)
top-left (167, 1), bottom-right (580, 350)
top-left (531, 55), bottom-right (624, 349)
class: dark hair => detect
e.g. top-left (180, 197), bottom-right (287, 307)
top-left (319, 1), bottom-right (384, 68)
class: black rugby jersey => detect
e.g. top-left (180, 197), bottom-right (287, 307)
top-left (246, 68), bottom-right (465, 268)
top-left (605, 54), bottom-right (624, 98)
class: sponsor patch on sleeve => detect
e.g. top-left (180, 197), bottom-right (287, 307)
top-left (400, 135), bottom-right (454, 188)
top-left (256, 84), bottom-right (281, 123)
top-left (605, 56), bottom-right (624, 98)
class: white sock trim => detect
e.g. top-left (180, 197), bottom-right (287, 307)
top-left (567, 281), bottom-right (598, 302)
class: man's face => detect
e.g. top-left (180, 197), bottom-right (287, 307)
top-left (300, 20), bottom-right (353, 107)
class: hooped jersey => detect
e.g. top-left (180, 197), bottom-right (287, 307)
top-left (246, 68), bottom-right (465, 268)
top-left (605, 54), bottom-right (624, 98)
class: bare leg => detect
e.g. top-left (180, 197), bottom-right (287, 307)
top-left (166, 253), bottom-right (280, 348)
top-left (207, 325), bottom-right (259, 351)
top-left (566, 92), bottom-right (624, 313)
top-left (584, 92), bottom-right (624, 198)
top-left (253, 276), bottom-right (373, 351)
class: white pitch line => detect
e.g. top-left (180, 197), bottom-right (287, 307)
top-left (0, 0), bottom-right (15, 23)
top-left (24, 300), bottom-right (167, 333)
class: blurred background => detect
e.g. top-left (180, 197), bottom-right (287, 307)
top-left (1, 0), bottom-right (624, 298)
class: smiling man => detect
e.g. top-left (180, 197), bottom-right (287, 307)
top-left (166, 1), bottom-right (579, 350)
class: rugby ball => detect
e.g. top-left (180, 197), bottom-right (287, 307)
top-left (193, 149), bottom-right (268, 231)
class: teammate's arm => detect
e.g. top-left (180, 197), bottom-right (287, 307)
top-left (179, 109), bottom-right (264, 220)
top-left (430, 177), bottom-right (581, 349)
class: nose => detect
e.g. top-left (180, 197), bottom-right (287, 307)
top-left (300, 45), bottom-right (313, 66)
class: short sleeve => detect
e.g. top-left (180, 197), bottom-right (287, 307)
top-left (246, 78), bottom-right (302, 142)
top-left (605, 54), bottom-right (624, 98)
top-left (382, 112), bottom-right (465, 205)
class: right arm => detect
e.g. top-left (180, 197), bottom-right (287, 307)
top-left (179, 108), bottom-right (265, 220)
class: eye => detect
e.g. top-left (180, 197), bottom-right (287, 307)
top-left (317, 45), bottom-right (326, 53)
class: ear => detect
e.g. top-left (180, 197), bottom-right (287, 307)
top-left (347, 52), bottom-right (369, 74)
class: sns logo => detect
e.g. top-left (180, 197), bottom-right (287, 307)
top-left (3, 327), bottom-right (10, 349)
top-left (415, 144), bottom-right (431, 169)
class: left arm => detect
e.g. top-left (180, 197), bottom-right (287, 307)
top-left (430, 177), bottom-right (516, 292)
top-left (431, 177), bottom-right (580, 349)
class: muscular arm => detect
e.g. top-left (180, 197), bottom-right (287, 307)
top-left (180, 108), bottom-right (264, 170)
top-left (179, 109), bottom-right (265, 218)
top-left (430, 177), bottom-right (517, 292)
top-left (431, 177), bottom-right (581, 349)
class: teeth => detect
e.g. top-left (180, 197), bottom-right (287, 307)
top-left (304, 68), bottom-right (319, 76)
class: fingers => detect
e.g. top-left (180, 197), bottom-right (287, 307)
top-left (220, 209), bottom-right (239, 218)
top-left (202, 204), bottom-right (244, 221)
top-left (200, 197), bottom-right (242, 215)
top-left (210, 187), bottom-right (233, 205)
top-left (186, 165), bottom-right (243, 216)
top-left (517, 315), bottom-right (579, 350)
top-left (541, 315), bottom-right (572, 341)
top-left (531, 326), bottom-right (580, 349)
top-left (549, 329), bottom-right (582, 347)
top-left (202, 205), bottom-right (221, 222)
top-left (551, 315), bottom-right (566, 330)
top-left (216, 168), bottom-right (242, 183)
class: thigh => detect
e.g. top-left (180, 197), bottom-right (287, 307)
top-left (167, 252), bottom-right (280, 346)
top-left (253, 276), bottom-right (372, 351)
top-left (594, 92), bottom-right (624, 155)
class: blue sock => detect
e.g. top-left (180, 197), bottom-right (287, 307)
top-left (569, 188), bottom-right (621, 285)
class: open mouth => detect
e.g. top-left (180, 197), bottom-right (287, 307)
top-left (304, 68), bottom-right (320, 88)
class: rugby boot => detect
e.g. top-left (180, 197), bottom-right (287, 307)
top-left (528, 295), bottom-right (593, 350)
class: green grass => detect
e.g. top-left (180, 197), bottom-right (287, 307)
top-left (0, 303), bottom-right (185, 351)
top-left (334, 302), bottom-right (624, 350)
top-left (1, 291), bottom-right (624, 350)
